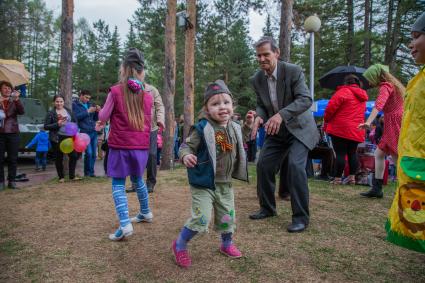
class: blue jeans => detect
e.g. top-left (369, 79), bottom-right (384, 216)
top-left (174, 139), bottom-right (180, 160)
top-left (84, 131), bottom-right (98, 176)
top-left (35, 151), bottom-right (47, 169)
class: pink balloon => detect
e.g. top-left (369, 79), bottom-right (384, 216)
top-left (73, 136), bottom-right (88, 153)
top-left (76, 133), bottom-right (91, 146)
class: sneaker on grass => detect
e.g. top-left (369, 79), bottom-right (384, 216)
top-left (172, 240), bottom-right (191, 268)
top-left (131, 212), bottom-right (153, 223)
top-left (109, 223), bottom-right (133, 241)
top-left (220, 244), bottom-right (242, 258)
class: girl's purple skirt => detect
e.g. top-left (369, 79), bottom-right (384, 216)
top-left (107, 148), bottom-right (149, 178)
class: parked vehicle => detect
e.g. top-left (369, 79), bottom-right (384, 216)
top-left (18, 98), bottom-right (47, 155)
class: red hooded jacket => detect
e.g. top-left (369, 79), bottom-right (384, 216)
top-left (324, 84), bottom-right (368, 143)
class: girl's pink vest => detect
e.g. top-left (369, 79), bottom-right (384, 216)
top-left (107, 84), bottom-right (152, 149)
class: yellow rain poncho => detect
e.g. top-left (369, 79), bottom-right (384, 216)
top-left (386, 66), bottom-right (425, 253)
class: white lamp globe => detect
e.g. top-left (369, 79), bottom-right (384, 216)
top-left (304, 15), bottom-right (321, 33)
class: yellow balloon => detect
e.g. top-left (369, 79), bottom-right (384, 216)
top-left (60, 138), bottom-right (74, 154)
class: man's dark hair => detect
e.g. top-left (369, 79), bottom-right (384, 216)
top-left (254, 36), bottom-right (279, 52)
top-left (80, 90), bottom-right (91, 96)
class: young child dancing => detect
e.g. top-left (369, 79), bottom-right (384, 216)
top-left (172, 80), bottom-right (254, 268)
top-left (97, 48), bottom-right (153, 241)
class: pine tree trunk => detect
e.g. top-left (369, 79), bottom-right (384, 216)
top-left (33, 31), bottom-right (39, 97)
top-left (346, 0), bottom-right (355, 64)
top-left (183, 0), bottom-right (196, 141)
top-left (279, 0), bottom-right (293, 62)
top-left (388, 0), bottom-right (403, 72)
top-left (59, 0), bottom-right (74, 109)
top-left (384, 0), bottom-right (395, 65)
top-left (160, 0), bottom-right (177, 171)
top-left (363, 0), bottom-right (371, 67)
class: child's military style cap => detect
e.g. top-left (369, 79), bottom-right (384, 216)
top-left (204, 80), bottom-right (232, 104)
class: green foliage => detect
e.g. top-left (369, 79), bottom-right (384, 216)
top-left (72, 19), bottom-right (122, 105)
top-left (194, 1), bottom-right (258, 115)
top-left (293, 0), bottom-right (425, 99)
top-left (0, 0), bottom-right (423, 114)
top-left (127, 1), bottom-right (258, 116)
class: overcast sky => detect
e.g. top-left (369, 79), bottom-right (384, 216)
top-left (44, 0), bottom-right (265, 42)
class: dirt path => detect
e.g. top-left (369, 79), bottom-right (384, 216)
top-left (9, 158), bottom-right (106, 189)
top-left (0, 168), bottom-right (424, 282)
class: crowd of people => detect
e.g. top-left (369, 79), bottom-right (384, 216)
top-left (1, 12), bottom-right (423, 266)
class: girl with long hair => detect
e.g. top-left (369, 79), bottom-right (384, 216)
top-left (359, 64), bottom-right (404, 198)
top-left (97, 48), bottom-right (153, 240)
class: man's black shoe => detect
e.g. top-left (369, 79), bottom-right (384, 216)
top-left (8, 182), bottom-right (18, 189)
top-left (287, 222), bottom-right (307, 233)
top-left (249, 210), bottom-right (276, 220)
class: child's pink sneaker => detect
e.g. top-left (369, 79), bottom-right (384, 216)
top-left (172, 240), bottom-right (192, 268)
top-left (220, 244), bottom-right (243, 258)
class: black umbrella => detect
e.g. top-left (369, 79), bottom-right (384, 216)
top-left (318, 65), bottom-right (370, 90)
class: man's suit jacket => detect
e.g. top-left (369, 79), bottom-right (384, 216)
top-left (251, 60), bottom-right (319, 150)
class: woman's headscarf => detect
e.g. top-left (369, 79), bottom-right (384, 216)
top-left (363, 64), bottom-right (389, 86)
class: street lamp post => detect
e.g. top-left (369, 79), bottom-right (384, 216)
top-left (304, 15), bottom-right (321, 111)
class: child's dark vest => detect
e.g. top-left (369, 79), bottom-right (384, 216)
top-left (187, 119), bottom-right (248, 190)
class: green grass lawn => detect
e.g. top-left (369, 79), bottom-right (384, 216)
top-left (0, 166), bottom-right (424, 283)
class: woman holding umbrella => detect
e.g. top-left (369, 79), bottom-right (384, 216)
top-left (323, 74), bottom-right (368, 185)
top-left (0, 81), bottom-right (25, 190)
top-left (359, 64), bottom-right (404, 198)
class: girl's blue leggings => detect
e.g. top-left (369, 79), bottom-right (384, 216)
top-left (111, 176), bottom-right (151, 227)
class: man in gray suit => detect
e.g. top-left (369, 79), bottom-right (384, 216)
top-left (249, 36), bottom-right (319, 233)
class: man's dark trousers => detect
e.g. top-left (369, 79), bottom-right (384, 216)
top-left (257, 127), bottom-right (310, 225)
top-left (83, 131), bottom-right (98, 176)
top-left (146, 129), bottom-right (158, 189)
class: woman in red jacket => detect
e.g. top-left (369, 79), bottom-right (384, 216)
top-left (324, 74), bottom-right (368, 185)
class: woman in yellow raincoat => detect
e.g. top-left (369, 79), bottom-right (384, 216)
top-left (386, 12), bottom-right (425, 253)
